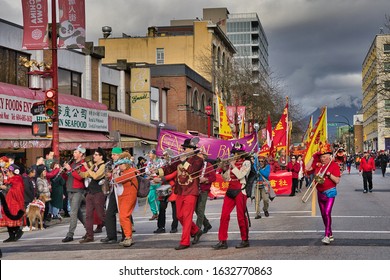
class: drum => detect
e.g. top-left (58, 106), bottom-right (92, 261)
top-left (156, 184), bottom-right (172, 197)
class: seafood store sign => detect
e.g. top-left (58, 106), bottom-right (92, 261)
top-left (0, 95), bottom-right (108, 132)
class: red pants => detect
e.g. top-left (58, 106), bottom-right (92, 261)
top-left (175, 194), bottom-right (199, 246)
top-left (218, 191), bottom-right (249, 241)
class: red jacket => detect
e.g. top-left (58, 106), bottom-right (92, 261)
top-left (286, 161), bottom-right (300, 179)
top-left (64, 160), bottom-right (87, 191)
top-left (359, 156), bottom-right (375, 172)
top-left (175, 154), bottom-right (203, 196)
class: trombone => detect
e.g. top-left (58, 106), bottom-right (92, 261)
top-left (301, 158), bottom-right (334, 203)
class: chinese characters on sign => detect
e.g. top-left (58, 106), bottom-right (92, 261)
top-left (0, 94), bottom-right (108, 132)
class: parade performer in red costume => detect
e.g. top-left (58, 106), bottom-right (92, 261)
top-left (306, 142), bottom-right (341, 245)
top-left (212, 142), bottom-right (251, 250)
top-left (173, 138), bottom-right (203, 250)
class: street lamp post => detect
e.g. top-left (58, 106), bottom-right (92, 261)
top-left (51, 0), bottom-right (60, 159)
top-left (253, 122), bottom-right (260, 150)
top-left (335, 114), bottom-right (352, 154)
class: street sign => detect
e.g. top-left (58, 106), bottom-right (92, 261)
top-left (32, 121), bottom-right (47, 136)
top-left (31, 101), bottom-right (45, 115)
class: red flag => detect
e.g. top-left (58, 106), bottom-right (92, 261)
top-left (58, 0), bottom-right (86, 49)
top-left (272, 101), bottom-right (288, 154)
top-left (21, 0), bottom-right (49, 49)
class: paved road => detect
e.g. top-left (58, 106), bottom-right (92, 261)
top-left (1, 168), bottom-right (390, 260)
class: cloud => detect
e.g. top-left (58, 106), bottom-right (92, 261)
top-left (0, 0), bottom-right (388, 116)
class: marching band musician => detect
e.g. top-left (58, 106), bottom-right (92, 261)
top-left (78, 147), bottom-right (106, 243)
top-left (212, 142), bottom-right (251, 250)
top-left (100, 146), bottom-right (122, 244)
top-left (305, 142), bottom-right (341, 245)
top-left (113, 152), bottom-right (139, 247)
top-left (152, 150), bottom-right (179, 234)
top-left (173, 138), bottom-right (204, 250)
top-left (145, 150), bottom-right (163, 221)
top-left (61, 145), bottom-right (87, 243)
top-left (195, 147), bottom-right (216, 234)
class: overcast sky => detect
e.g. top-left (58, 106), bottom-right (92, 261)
top-left (1, 0), bottom-right (389, 114)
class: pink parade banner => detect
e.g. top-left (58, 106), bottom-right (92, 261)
top-left (269, 171), bottom-right (292, 195)
top-left (156, 130), bottom-right (258, 160)
top-left (58, 0), bottom-right (86, 48)
top-left (226, 106), bottom-right (246, 124)
top-left (21, 0), bottom-right (49, 49)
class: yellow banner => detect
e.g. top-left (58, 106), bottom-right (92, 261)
top-left (217, 95), bottom-right (233, 139)
top-left (304, 107), bottom-right (327, 164)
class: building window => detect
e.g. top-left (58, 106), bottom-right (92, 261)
top-left (156, 48), bottom-right (164, 64)
top-left (384, 44), bottom-right (390, 53)
top-left (385, 81), bottom-right (390, 90)
top-left (385, 99), bottom-right (390, 110)
top-left (0, 46), bottom-right (29, 86)
top-left (186, 85), bottom-right (192, 107)
top-left (193, 90), bottom-right (199, 111)
top-left (102, 83), bottom-right (117, 111)
top-left (151, 100), bottom-right (158, 121)
top-left (200, 94), bottom-right (205, 112)
top-left (58, 68), bottom-right (82, 97)
top-left (386, 117), bottom-right (390, 128)
top-left (384, 62), bottom-right (390, 72)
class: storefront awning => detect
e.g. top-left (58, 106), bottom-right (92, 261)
top-left (120, 137), bottom-right (157, 149)
top-left (0, 125), bottom-right (116, 150)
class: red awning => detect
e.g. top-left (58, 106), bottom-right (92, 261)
top-left (58, 129), bottom-right (116, 150)
top-left (0, 125), bottom-right (116, 150)
top-left (0, 82), bottom-right (107, 110)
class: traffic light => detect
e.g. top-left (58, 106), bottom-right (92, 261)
top-left (32, 121), bottom-right (47, 137)
top-left (44, 89), bottom-right (56, 118)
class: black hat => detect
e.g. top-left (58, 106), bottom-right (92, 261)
top-left (8, 164), bottom-right (21, 175)
top-left (231, 142), bottom-right (246, 154)
top-left (36, 164), bottom-right (46, 177)
top-left (181, 138), bottom-right (198, 149)
top-left (138, 156), bottom-right (145, 162)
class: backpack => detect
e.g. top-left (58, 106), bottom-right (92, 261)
top-left (135, 176), bottom-right (151, 198)
top-left (244, 160), bottom-right (258, 198)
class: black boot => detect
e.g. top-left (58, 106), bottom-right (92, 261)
top-left (212, 241), bottom-right (228, 250)
top-left (3, 227), bottom-right (16, 243)
top-left (14, 227), bottom-right (24, 241)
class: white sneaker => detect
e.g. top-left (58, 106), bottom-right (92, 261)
top-left (329, 235), bottom-right (334, 242)
top-left (321, 236), bottom-right (331, 245)
top-left (22, 226), bottom-right (30, 232)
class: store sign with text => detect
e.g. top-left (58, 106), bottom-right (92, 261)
top-left (0, 94), bottom-right (108, 132)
